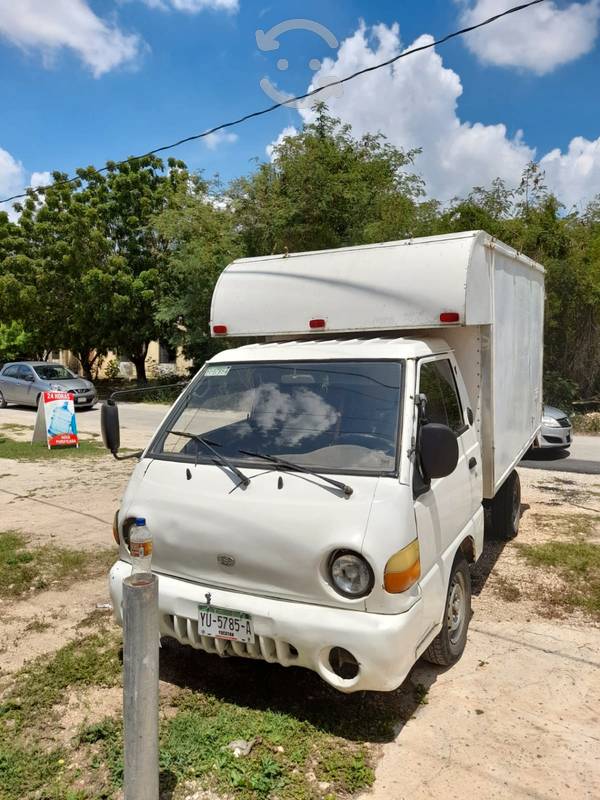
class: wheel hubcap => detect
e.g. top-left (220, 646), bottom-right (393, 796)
top-left (447, 575), bottom-right (466, 646)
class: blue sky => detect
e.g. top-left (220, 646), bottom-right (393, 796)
top-left (0, 0), bottom-right (599, 210)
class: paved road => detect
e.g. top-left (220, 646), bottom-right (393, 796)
top-left (2, 402), bottom-right (599, 471)
top-left (521, 435), bottom-right (600, 474)
top-left (0, 402), bottom-right (172, 449)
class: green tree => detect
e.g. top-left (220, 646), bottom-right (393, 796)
top-left (0, 174), bottom-right (121, 376)
top-left (153, 178), bottom-right (242, 367)
top-left (79, 156), bottom-right (191, 381)
top-left (0, 321), bottom-right (35, 363)
top-left (229, 104), bottom-right (425, 256)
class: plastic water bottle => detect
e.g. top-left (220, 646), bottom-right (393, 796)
top-left (130, 517), bottom-right (153, 574)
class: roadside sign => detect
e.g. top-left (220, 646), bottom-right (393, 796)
top-left (32, 391), bottom-right (79, 448)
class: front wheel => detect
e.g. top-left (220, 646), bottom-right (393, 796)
top-left (422, 555), bottom-right (471, 667)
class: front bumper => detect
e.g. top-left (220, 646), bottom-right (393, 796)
top-left (109, 559), bottom-right (425, 693)
top-left (74, 394), bottom-right (97, 408)
top-left (538, 424), bottom-right (572, 448)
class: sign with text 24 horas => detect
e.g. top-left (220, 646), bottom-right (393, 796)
top-left (32, 391), bottom-right (79, 448)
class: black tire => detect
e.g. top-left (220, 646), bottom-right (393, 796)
top-left (0, 390), bottom-right (7, 409)
top-left (487, 470), bottom-right (521, 541)
top-left (422, 555), bottom-right (471, 667)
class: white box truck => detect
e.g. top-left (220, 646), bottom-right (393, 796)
top-left (103, 230), bottom-right (544, 693)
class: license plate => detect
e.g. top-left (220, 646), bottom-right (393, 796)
top-left (76, 396), bottom-right (87, 404)
top-left (198, 605), bottom-right (254, 643)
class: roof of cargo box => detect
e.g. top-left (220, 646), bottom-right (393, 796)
top-left (210, 230), bottom-right (544, 338)
top-left (208, 336), bottom-right (450, 363)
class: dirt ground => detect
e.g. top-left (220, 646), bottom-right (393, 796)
top-left (1, 433), bottom-right (599, 799)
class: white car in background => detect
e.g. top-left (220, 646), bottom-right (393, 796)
top-left (538, 404), bottom-right (572, 449)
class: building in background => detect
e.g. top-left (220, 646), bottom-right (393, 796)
top-left (53, 341), bottom-right (192, 380)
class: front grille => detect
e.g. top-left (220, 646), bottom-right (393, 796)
top-left (544, 435), bottom-right (564, 444)
top-left (74, 388), bottom-right (91, 395)
top-left (162, 613), bottom-right (300, 666)
top-left (557, 417), bottom-right (571, 428)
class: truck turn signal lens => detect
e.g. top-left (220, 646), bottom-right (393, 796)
top-left (384, 539), bottom-right (421, 593)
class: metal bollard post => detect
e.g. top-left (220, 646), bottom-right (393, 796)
top-left (123, 573), bottom-right (159, 800)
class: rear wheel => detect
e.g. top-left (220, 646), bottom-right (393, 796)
top-left (422, 555), bottom-right (471, 667)
top-left (0, 390), bottom-right (7, 408)
top-left (487, 470), bottom-right (521, 541)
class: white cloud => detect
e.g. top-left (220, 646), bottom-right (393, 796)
top-left (0, 147), bottom-right (26, 220)
top-left (203, 130), bottom-right (239, 150)
top-left (540, 136), bottom-right (600, 210)
top-left (0, 148), bottom-right (25, 198)
top-left (458, 0), bottom-right (600, 74)
top-left (292, 23), bottom-right (534, 200)
top-left (139, 0), bottom-right (239, 11)
top-left (266, 126), bottom-right (298, 160)
top-left (268, 22), bottom-right (600, 208)
top-left (30, 171), bottom-right (52, 190)
top-left (0, 0), bottom-right (142, 77)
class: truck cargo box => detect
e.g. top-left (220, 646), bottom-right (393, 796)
top-left (211, 230), bottom-right (545, 498)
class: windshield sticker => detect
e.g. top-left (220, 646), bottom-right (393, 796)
top-left (205, 365), bottom-right (231, 377)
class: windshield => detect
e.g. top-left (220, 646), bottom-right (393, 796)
top-left (152, 360), bottom-right (403, 474)
top-left (33, 365), bottom-right (76, 381)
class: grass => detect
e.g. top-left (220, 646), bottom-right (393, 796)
top-left (0, 531), bottom-right (116, 598)
top-left (24, 618), bottom-right (52, 633)
top-left (0, 634), bottom-right (122, 800)
top-left (0, 433), bottom-right (108, 461)
top-left (86, 689), bottom-right (375, 800)
top-left (518, 541), bottom-right (600, 616)
top-left (494, 575), bottom-right (521, 602)
top-left (0, 633), bottom-right (383, 800)
top-left (528, 513), bottom-right (599, 540)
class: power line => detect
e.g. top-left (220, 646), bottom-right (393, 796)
top-left (0, 0), bottom-right (547, 206)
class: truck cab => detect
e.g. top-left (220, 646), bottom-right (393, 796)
top-left (106, 231), bottom-right (544, 692)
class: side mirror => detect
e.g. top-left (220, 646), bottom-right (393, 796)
top-left (101, 401), bottom-right (120, 456)
top-left (419, 423), bottom-right (459, 480)
top-left (24, 374), bottom-right (34, 382)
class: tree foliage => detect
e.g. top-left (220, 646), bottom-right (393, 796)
top-left (1, 106), bottom-right (599, 402)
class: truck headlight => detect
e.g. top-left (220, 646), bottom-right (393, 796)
top-left (329, 551), bottom-right (374, 598)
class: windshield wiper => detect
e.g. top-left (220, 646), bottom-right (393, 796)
top-left (168, 430), bottom-right (251, 488)
top-left (238, 450), bottom-right (353, 497)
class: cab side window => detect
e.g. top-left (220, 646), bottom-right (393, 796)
top-left (17, 365), bottom-right (34, 381)
top-left (3, 365), bottom-right (20, 379)
top-left (419, 359), bottom-right (465, 434)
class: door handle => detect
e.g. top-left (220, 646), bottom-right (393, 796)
top-left (469, 457), bottom-right (477, 470)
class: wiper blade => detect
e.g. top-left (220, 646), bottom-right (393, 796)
top-left (238, 450), bottom-right (353, 497)
top-left (169, 430), bottom-right (251, 488)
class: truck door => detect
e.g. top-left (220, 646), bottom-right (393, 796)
top-left (413, 355), bottom-right (482, 631)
